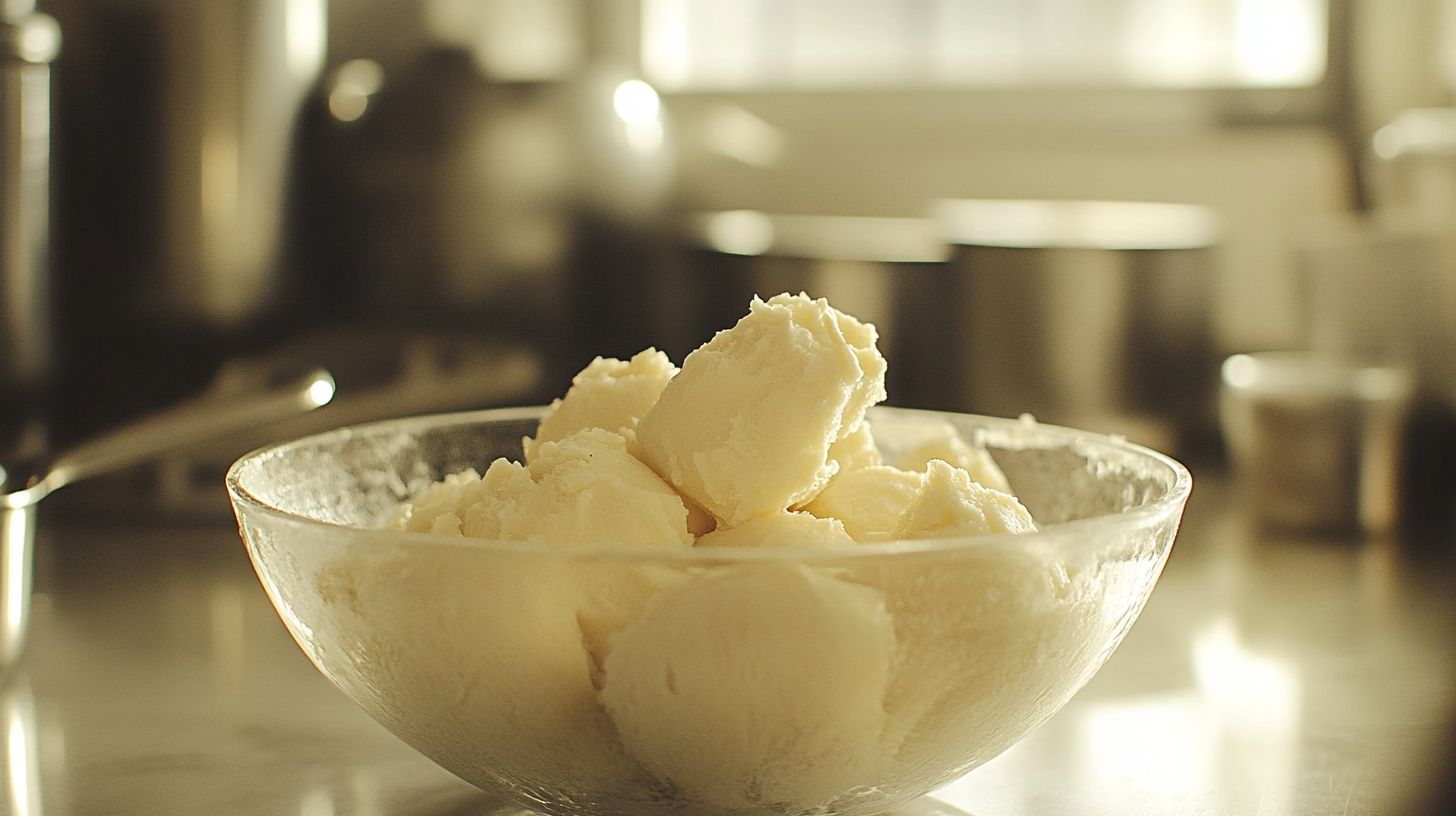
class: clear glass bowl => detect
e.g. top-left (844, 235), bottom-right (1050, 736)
top-left (227, 406), bottom-right (1191, 816)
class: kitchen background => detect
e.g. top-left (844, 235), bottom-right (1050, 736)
top-left (29, 1), bottom-right (1456, 504)
top-left (1, 1), bottom-right (1455, 813)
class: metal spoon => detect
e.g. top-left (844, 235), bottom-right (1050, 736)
top-left (0, 365), bottom-right (336, 671)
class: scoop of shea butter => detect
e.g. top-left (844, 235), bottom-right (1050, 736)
top-left (600, 561), bottom-right (895, 810)
top-left (827, 419), bottom-right (883, 473)
top-left (400, 429), bottom-right (693, 548)
top-left (636, 293), bottom-right (887, 525)
top-left (893, 425), bottom-right (1012, 494)
top-left (893, 459), bottom-right (1036, 539)
top-left (802, 465), bottom-right (925, 542)
top-left (526, 349), bottom-right (678, 461)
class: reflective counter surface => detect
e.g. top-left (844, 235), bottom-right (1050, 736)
top-left (5, 476), bottom-right (1455, 816)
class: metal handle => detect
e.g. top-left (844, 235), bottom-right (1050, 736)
top-left (4, 367), bottom-right (335, 508)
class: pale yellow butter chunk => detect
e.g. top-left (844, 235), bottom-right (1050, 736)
top-left (400, 429), bottom-right (692, 548)
top-left (392, 469), bottom-right (485, 536)
top-left (827, 419), bottom-right (883, 473)
top-left (802, 465), bottom-right (924, 542)
top-left (636, 293), bottom-right (888, 525)
top-left (600, 562), bottom-right (895, 810)
top-left (894, 427), bottom-right (1012, 494)
top-left (892, 459), bottom-right (1036, 539)
top-left (525, 349), bottom-right (678, 462)
top-left (694, 510), bottom-right (855, 549)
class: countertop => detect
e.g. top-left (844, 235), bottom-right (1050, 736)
top-left (6, 476), bottom-right (1455, 816)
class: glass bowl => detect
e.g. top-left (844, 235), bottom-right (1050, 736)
top-left (227, 406), bottom-right (1191, 816)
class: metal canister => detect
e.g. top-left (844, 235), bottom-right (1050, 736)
top-left (936, 198), bottom-right (1220, 456)
top-left (1220, 352), bottom-right (1414, 535)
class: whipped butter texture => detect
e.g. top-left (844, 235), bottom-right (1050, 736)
top-left (316, 292), bottom-right (1111, 816)
top-left (637, 292), bottom-right (889, 525)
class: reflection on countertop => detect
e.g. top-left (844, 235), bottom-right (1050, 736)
top-left (3, 475), bottom-right (1454, 816)
top-left (939, 477), bottom-right (1456, 816)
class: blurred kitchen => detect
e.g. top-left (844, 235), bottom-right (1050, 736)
top-left (0, 0), bottom-right (1451, 813)
top-left (20, 0), bottom-right (1456, 520)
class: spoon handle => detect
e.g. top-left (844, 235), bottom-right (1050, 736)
top-left (46, 367), bottom-right (335, 491)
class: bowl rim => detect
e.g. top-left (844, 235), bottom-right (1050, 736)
top-left (225, 405), bottom-right (1193, 560)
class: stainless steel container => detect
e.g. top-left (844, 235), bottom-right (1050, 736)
top-left (936, 198), bottom-right (1220, 455)
top-left (154, 0), bottom-right (326, 328)
top-left (1220, 352), bottom-right (1413, 535)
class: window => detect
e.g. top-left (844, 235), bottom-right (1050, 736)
top-left (642, 0), bottom-right (1327, 91)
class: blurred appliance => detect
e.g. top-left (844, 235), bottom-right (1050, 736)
top-left (44, 0), bottom-right (662, 451)
top-left (936, 199), bottom-right (1221, 457)
top-left (676, 211), bottom-right (953, 408)
top-left (76, 0), bottom-right (324, 330)
top-left (291, 49), bottom-right (578, 344)
top-left (296, 52), bottom-right (673, 374)
top-left (159, 0), bottom-right (326, 329)
top-left (43, 0), bottom-right (328, 446)
top-left (285, 1), bottom-right (676, 386)
top-left (25, 0), bottom-right (580, 523)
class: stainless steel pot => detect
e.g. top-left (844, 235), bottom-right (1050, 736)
top-left (936, 198), bottom-right (1221, 456)
top-left (0, 365), bottom-right (334, 671)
